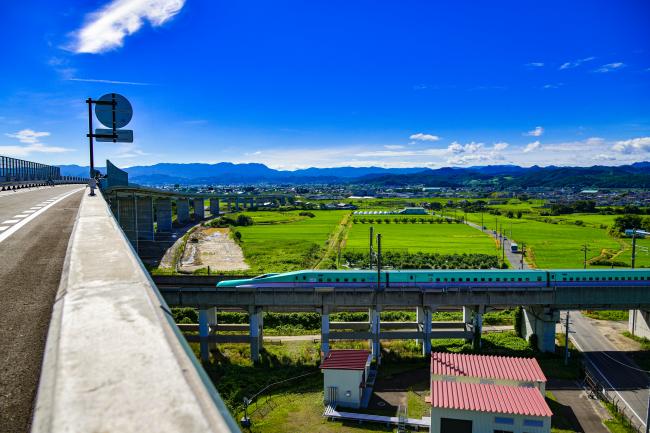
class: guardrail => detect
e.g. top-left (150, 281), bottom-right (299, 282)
top-left (31, 188), bottom-right (240, 432)
top-left (0, 155), bottom-right (87, 190)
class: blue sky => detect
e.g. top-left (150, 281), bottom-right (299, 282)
top-left (1, 0), bottom-right (649, 169)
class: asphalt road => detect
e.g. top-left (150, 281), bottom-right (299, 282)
top-left (0, 185), bottom-right (84, 433)
top-left (570, 311), bottom-right (650, 430)
top-left (463, 218), bottom-right (529, 269)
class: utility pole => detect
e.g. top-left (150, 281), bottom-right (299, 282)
top-left (582, 243), bottom-right (588, 269)
top-left (632, 228), bottom-right (637, 269)
top-left (376, 233), bottom-right (382, 292)
top-left (502, 228), bottom-right (505, 263)
top-left (520, 243), bottom-right (525, 270)
top-left (645, 390), bottom-right (649, 433)
top-left (481, 211), bottom-right (484, 230)
top-left (564, 311), bottom-right (570, 366)
top-left (369, 226), bottom-right (374, 270)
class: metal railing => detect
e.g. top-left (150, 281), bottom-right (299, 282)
top-left (0, 155), bottom-right (87, 189)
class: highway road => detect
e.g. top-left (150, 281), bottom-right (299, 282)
top-left (570, 311), bottom-right (650, 431)
top-left (0, 185), bottom-right (84, 433)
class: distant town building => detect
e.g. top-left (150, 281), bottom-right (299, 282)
top-left (321, 349), bottom-right (371, 409)
top-left (398, 207), bottom-right (429, 215)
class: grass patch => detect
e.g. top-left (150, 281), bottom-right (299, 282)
top-left (407, 389), bottom-right (430, 419)
top-left (603, 401), bottom-right (639, 433)
top-left (583, 310), bottom-right (629, 321)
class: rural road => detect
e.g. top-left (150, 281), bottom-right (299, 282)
top-left (570, 312), bottom-right (650, 431)
top-left (0, 185), bottom-right (84, 433)
top-left (465, 219), bottom-right (529, 269)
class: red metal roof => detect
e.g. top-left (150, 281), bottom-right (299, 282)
top-left (431, 352), bottom-right (546, 382)
top-left (431, 381), bottom-right (552, 417)
top-left (320, 350), bottom-right (371, 370)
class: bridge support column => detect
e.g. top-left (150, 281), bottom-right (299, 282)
top-left (176, 199), bottom-right (190, 224)
top-left (369, 307), bottom-right (381, 364)
top-left (521, 307), bottom-right (558, 353)
top-left (462, 306), bottom-right (472, 342)
top-left (209, 198), bottom-right (220, 216)
top-left (629, 310), bottom-right (650, 339)
top-left (193, 198), bottom-right (205, 220)
top-left (235, 197), bottom-right (240, 211)
top-left (116, 195), bottom-right (136, 245)
top-left (198, 307), bottom-right (217, 362)
top-left (249, 307), bottom-right (263, 362)
top-left (472, 305), bottom-right (485, 351)
top-left (136, 195), bottom-right (154, 240)
top-left (155, 198), bottom-right (172, 232)
top-left (417, 306), bottom-right (433, 356)
top-left (321, 306), bottom-right (330, 357)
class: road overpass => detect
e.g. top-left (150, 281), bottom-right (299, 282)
top-left (0, 175), bottom-right (240, 432)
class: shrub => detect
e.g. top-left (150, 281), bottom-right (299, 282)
top-left (298, 211), bottom-right (315, 218)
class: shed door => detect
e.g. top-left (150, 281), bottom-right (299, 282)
top-left (440, 417), bottom-right (472, 433)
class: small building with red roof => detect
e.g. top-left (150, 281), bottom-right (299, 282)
top-left (429, 381), bottom-right (552, 433)
top-left (320, 349), bottom-right (372, 409)
top-left (430, 352), bottom-right (547, 394)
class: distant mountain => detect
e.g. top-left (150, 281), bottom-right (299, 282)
top-left (57, 161), bottom-right (650, 188)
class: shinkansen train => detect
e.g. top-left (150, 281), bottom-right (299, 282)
top-left (217, 268), bottom-right (650, 291)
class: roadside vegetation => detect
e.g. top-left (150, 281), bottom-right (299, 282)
top-left (582, 310), bottom-right (629, 321)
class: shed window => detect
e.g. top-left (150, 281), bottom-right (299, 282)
top-left (523, 419), bottom-right (544, 427)
top-left (494, 416), bottom-right (514, 425)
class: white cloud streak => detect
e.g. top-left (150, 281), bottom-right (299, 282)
top-left (523, 141), bottom-right (540, 153)
top-left (559, 56), bottom-right (595, 70)
top-left (5, 129), bottom-right (51, 144)
top-left (612, 137), bottom-right (650, 153)
top-left (594, 62), bottom-right (626, 73)
top-left (71, 0), bottom-right (186, 54)
top-left (2, 129), bottom-right (72, 156)
top-left (525, 126), bottom-right (544, 137)
top-left (409, 133), bottom-right (440, 142)
top-left (66, 77), bottom-right (151, 85)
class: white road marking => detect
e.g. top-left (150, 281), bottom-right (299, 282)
top-left (30, 207), bottom-right (42, 209)
top-left (0, 188), bottom-right (83, 245)
top-left (23, 210), bottom-right (36, 214)
top-left (0, 226), bottom-right (9, 231)
top-left (2, 219), bottom-right (20, 224)
top-left (14, 214), bottom-right (28, 218)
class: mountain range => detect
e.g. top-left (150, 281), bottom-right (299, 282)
top-left (58, 161), bottom-right (650, 188)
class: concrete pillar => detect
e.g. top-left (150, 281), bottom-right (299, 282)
top-left (227, 198), bottom-right (232, 212)
top-left (369, 307), bottom-right (381, 364)
top-left (193, 198), bottom-right (205, 220)
top-left (521, 307), bottom-right (558, 353)
top-left (473, 306), bottom-right (485, 351)
top-left (321, 306), bottom-right (330, 357)
top-left (249, 307), bottom-right (263, 362)
top-left (199, 308), bottom-right (213, 362)
top-left (136, 195), bottom-right (154, 240)
top-left (116, 195), bottom-right (137, 246)
top-left (156, 198), bottom-right (172, 232)
top-left (417, 306), bottom-right (433, 356)
top-left (462, 306), bottom-right (472, 325)
top-left (629, 310), bottom-right (650, 339)
top-left (176, 199), bottom-right (190, 224)
top-left (209, 198), bottom-right (220, 216)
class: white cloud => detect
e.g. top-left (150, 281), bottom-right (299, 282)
top-left (525, 126), bottom-right (544, 137)
top-left (612, 137), bottom-right (650, 153)
top-left (71, 0), bottom-right (186, 54)
top-left (493, 142), bottom-right (509, 151)
top-left (526, 62), bottom-right (544, 67)
top-left (445, 141), bottom-right (508, 165)
top-left (0, 143), bottom-right (73, 157)
top-left (5, 129), bottom-right (51, 144)
top-left (542, 83), bottom-right (563, 89)
top-left (594, 62), bottom-right (626, 73)
top-left (559, 56), bottom-right (595, 70)
top-left (384, 145), bottom-right (405, 150)
top-left (66, 77), bottom-right (151, 85)
top-left (112, 143), bottom-right (150, 158)
top-left (409, 133), bottom-right (440, 142)
top-left (523, 141), bottom-right (540, 153)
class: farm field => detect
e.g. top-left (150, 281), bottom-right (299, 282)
top-left (346, 220), bottom-right (498, 255)
top-left (464, 211), bottom-right (650, 269)
top-left (232, 210), bottom-right (348, 273)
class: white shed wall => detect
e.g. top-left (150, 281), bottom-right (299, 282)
top-left (323, 369), bottom-right (363, 408)
top-left (430, 407), bottom-right (550, 433)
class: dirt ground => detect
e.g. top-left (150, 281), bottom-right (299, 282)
top-left (179, 227), bottom-right (249, 272)
top-left (585, 317), bottom-right (641, 351)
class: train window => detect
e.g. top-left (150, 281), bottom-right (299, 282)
top-left (352, 278), bottom-right (356, 282)
top-left (361, 278), bottom-right (366, 282)
top-left (335, 278), bottom-right (339, 282)
top-left (295, 277), bottom-right (299, 280)
top-left (525, 278), bottom-right (529, 282)
top-left (303, 276), bottom-right (307, 280)
top-left (496, 278), bottom-right (500, 282)
top-left (614, 277), bottom-right (619, 281)
top-left (451, 278), bottom-right (455, 282)
top-left (488, 278), bottom-right (492, 282)
top-left (518, 278), bottom-right (522, 282)
top-left (410, 275), bottom-right (414, 280)
top-left (318, 278), bottom-right (323, 282)
top-left (634, 276), bottom-right (638, 280)
top-left (444, 278), bottom-right (448, 282)
top-left (511, 278), bottom-right (516, 282)
top-left (436, 278), bottom-right (440, 282)
top-left (562, 277), bottom-right (567, 281)
top-left (569, 277), bottom-right (573, 281)
top-left (343, 278), bottom-right (348, 282)
top-left (327, 278), bottom-right (331, 282)
top-left (608, 277), bottom-right (613, 280)
top-left (589, 277), bottom-right (593, 281)
top-left (473, 278), bottom-right (477, 282)
top-left (537, 277), bottom-right (542, 282)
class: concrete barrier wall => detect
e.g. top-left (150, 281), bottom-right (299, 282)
top-left (31, 191), bottom-right (240, 433)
